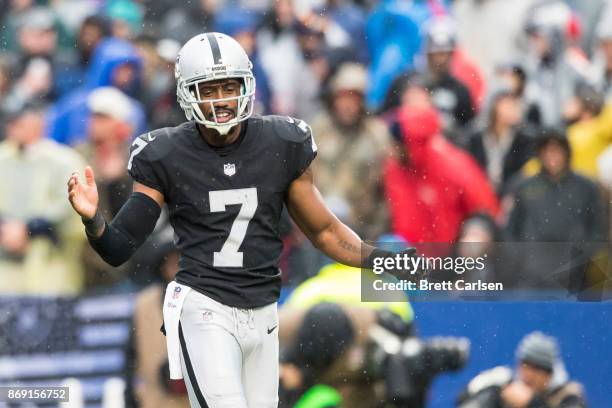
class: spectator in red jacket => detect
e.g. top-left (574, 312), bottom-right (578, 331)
top-left (384, 105), bottom-right (499, 249)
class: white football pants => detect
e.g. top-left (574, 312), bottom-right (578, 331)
top-left (178, 290), bottom-right (279, 408)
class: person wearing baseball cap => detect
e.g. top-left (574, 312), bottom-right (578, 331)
top-left (75, 86), bottom-right (136, 290)
top-left (422, 17), bottom-right (475, 141)
top-left (310, 62), bottom-right (392, 241)
top-left (87, 86), bottom-right (133, 125)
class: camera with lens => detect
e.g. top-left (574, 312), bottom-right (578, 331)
top-left (456, 366), bottom-right (514, 408)
top-left (365, 310), bottom-right (470, 407)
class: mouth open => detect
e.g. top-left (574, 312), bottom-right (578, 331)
top-left (211, 109), bottom-right (235, 123)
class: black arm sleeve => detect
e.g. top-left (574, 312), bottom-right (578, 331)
top-left (87, 192), bottom-right (161, 267)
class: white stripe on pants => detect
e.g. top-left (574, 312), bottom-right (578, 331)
top-left (178, 290), bottom-right (279, 408)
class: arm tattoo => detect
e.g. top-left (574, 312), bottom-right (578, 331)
top-left (338, 239), bottom-right (361, 255)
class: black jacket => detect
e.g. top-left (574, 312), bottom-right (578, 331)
top-left (466, 129), bottom-right (533, 195)
top-left (503, 171), bottom-right (607, 289)
top-left (506, 171), bottom-right (607, 243)
top-left (458, 382), bottom-right (587, 408)
top-left (527, 382), bottom-right (587, 408)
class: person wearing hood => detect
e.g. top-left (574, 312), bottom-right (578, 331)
top-left (383, 99), bottom-right (499, 247)
top-left (54, 14), bottom-right (112, 98)
top-left (521, 1), bottom-right (589, 127)
top-left (47, 37), bottom-right (145, 146)
top-left (364, 0), bottom-right (437, 111)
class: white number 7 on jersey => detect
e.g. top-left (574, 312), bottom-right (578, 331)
top-left (127, 138), bottom-right (148, 170)
top-left (209, 188), bottom-right (258, 267)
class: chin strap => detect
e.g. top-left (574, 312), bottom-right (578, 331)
top-left (208, 122), bottom-right (236, 135)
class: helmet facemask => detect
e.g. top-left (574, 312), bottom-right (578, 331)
top-left (177, 72), bottom-right (256, 135)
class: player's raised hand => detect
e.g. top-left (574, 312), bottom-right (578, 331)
top-left (67, 166), bottom-right (99, 220)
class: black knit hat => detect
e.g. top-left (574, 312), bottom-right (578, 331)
top-left (292, 302), bottom-right (355, 374)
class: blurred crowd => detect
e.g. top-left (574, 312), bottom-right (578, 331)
top-left (0, 0), bottom-right (611, 296)
top-left (1, 1), bottom-right (608, 407)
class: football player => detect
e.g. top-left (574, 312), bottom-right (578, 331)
top-left (67, 32), bottom-right (412, 408)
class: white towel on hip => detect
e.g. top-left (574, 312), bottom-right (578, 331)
top-left (162, 281), bottom-right (192, 379)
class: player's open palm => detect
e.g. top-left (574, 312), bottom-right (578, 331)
top-left (67, 166), bottom-right (99, 220)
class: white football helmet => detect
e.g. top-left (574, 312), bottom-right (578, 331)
top-left (175, 32), bottom-right (256, 135)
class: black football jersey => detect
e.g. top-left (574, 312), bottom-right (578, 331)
top-left (127, 116), bottom-right (317, 308)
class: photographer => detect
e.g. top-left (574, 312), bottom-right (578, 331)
top-left (280, 302), bottom-right (353, 408)
top-left (280, 301), bottom-right (469, 408)
top-left (458, 332), bottom-right (587, 408)
top-left (279, 259), bottom-right (415, 408)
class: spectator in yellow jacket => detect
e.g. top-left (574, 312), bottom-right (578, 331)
top-left (522, 84), bottom-right (612, 181)
top-left (0, 103), bottom-right (85, 294)
top-left (564, 84), bottom-right (612, 179)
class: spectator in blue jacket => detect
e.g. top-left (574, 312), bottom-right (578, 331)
top-left (47, 37), bottom-right (145, 146)
top-left (365, 0), bottom-right (440, 110)
top-left (53, 15), bottom-right (112, 98)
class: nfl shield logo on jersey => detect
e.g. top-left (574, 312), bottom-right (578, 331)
top-left (172, 286), bottom-right (182, 299)
top-left (224, 163), bottom-right (236, 177)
